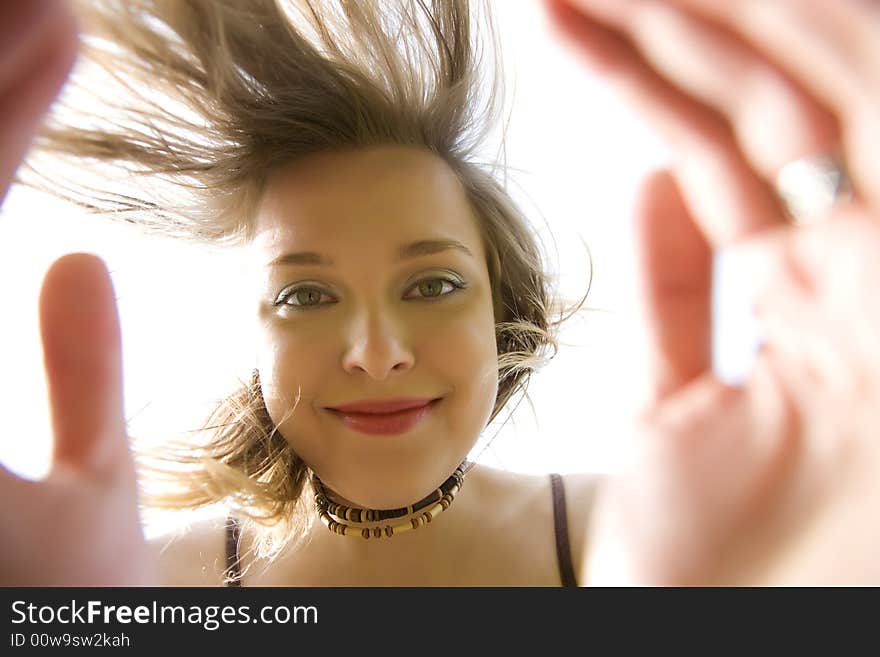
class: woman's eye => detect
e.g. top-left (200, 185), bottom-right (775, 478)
top-left (281, 286), bottom-right (331, 309)
top-left (275, 276), bottom-right (465, 311)
top-left (404, 277), bottom-right (465, 300)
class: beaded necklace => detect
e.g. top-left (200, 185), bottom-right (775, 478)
top-left (311, 460), bottom-right (471, 539)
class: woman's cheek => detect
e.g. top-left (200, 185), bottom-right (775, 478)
top-left (435, 300), bottom-right (500, 426)
top-left (255, 328), bottom-right (327, 425)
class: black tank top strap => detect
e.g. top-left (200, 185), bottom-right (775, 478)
top-left (550, 473), bottom-right (578, 587)
top-left (225, 514), bottom-right (242, 587)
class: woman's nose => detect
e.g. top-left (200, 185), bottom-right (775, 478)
top-left (340, 313), bottom-right (415, 380)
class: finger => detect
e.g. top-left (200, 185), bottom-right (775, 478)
top-left (633, 169), bottom-right (712, 403)
top-left (542, 0), bottom-right (640, 75)
top-left (756, 291), bottom-right (847, 407)
top-left (663, 0), bottom-right (880, 117)
top-left (542, 0), bottom-right (787, 246)
top-left (724, 222), bottom-right (854, 406)
top-left (39, 253), bottom-right (129, 478)
top-left (660, 0), bottom-right (880, 210)
top-left (0, 0), bottom-right (79, 206)
top-left (757, 212), bottom-right (880, 399)
top-left (626, 2), bottom-right (840, 180)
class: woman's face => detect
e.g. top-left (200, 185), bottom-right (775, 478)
top-left (247, 145), bottom-right (499, 508)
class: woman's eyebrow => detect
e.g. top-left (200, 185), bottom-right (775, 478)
top-left (267, 238), bottom-right (473, 268)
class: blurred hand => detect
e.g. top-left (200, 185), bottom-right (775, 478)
top-left (0, 0), bottom-right (157, 585)
top-left (543, 0), bottom-right (880, 585)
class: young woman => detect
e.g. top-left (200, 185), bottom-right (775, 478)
top-left (2, 0), bottom-right (878, 586)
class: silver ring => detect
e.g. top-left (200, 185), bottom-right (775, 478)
top-left (774, 154), bottom-right (853, 225)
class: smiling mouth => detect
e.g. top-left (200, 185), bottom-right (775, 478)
top-left (326, 398), bottom-right (441, 436)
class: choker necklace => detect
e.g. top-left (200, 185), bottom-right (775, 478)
top-left (311, 460), bottom-right (470, 539)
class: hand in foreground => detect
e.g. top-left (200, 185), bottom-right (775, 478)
top-left (0, 0), bottom-right (156, 585)
top-left (543, 0), bottom-right (880, 585)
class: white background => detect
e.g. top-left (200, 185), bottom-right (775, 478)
top-left (0, 2), bottom-right (759, 535)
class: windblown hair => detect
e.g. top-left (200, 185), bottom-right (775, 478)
top-left (18, 0), bottom-right (592, 575)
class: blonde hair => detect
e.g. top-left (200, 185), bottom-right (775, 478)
top-left (18, 0), bottom-right (592, 575)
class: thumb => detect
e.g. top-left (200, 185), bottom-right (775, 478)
top-left (634, 169), bottom-right (713, 404)
top-left (39, 253), bottom-right (129, 476)
top-left (0, 0), bottom-right (79, 206)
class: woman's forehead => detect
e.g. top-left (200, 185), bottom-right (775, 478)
top-left (252, 146), bottom-right (481, 257)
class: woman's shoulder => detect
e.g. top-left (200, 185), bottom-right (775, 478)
top-left (473, 464), bottom-right (602, 519)
top-left (469, 465), bottom-right (604, 584)
top-left (145, 511), bottom-right (230, 586)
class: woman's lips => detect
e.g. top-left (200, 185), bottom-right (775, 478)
top-left (327, 398), bottom-right (440, 435)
